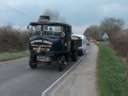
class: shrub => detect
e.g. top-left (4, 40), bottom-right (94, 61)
top-left (0, 26), bottom-right (29, 52)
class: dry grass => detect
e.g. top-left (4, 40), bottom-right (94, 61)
top-left (0, 51), bottom-right (29, 61)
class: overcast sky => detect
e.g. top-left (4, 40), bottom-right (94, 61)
top-left (0, 0), bottom-right (128, 33)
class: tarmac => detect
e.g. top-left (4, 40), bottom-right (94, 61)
top-left (46, 43), bottom-right (98, 96)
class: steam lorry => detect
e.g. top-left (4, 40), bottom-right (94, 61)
top-left (27, 15), bottom-right (80, 71)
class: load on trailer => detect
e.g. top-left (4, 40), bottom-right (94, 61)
top-left (72, 34), bottom-right (88, 56)
top-left (27, 15), bottom-right (80, 71)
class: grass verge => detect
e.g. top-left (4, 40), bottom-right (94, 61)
top-left (98, 43), bottom-right (128, 96)
top-left (0, 51), bottom-right (29, 61)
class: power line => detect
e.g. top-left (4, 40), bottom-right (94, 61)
top-left (0, 2), bottom-right (32, 18)
top-left (0, 2), bottom-right (34, 26)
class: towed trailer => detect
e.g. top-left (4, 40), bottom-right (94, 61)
top-left (72, 34), bottom-right (88, 56)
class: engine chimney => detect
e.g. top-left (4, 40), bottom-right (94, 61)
top-left (38, 15), bottom-right (50, 22)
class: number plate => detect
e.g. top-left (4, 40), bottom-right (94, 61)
top-left (37, 56), bottom-right (50, 62)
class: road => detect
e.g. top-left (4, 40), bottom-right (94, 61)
top-left (0, 57), bottom-right (74, 96)
top-left (49, 43), bottom-right (98, 96)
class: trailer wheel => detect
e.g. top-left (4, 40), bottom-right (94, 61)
top-left (79, 49), bottom-right (86, 56)
top-left (78, 50), bottom-right (83, 56)
top-left (83, 49), bottom-right (87, 56)
top-left (29, 54), bottom-right (37, 69)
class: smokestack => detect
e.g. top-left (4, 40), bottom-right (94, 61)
top-left (38, 15), bottom-right (50, 22)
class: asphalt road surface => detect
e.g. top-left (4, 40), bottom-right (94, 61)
top-left (49, 43), bottom-right (98, 96)
top-left (0, 58), bottom-right (75, 96)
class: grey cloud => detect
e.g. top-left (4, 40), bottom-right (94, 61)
top-left (0, 0), bottom-right (128, 27)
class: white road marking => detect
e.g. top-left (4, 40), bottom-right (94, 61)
top-left (41, 57), bottom-right (83, 96)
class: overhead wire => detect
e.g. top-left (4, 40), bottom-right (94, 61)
top-left (0, 2), bottom-right (32, 19)
top-left (0, 2), bottom-right (34, 27)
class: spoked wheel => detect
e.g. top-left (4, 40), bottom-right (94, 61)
top-left (29, 54), bottom-right (37, 69)
top-left (80, 49), bottom-right (86, 56)
top-left (71, 50), bottom-right (78, 62)
top-left (83, 49), bottom-right (87, 56)
top-left (58, 56), bottom-right (68, 72)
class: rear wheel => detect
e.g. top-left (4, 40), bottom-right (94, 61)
top-left (71, 50), bottom-right (78, 62)
top-left (29, 54), bottom-right (37, 69)
top-left (58, 56), bottom-right (67, 71)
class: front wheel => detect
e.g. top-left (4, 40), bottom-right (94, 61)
top-left (29, 54), bottom-right (37, 69)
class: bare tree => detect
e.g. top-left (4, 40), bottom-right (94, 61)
top-left (0, 25), bottom-right (28, 52)
top-left (84, 25), bottom-right (100, 40)
top-left (100, 17), bottom-right (124, 40)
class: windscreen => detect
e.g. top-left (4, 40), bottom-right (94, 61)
top-left (29, 25), bottom-right (65, 37)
